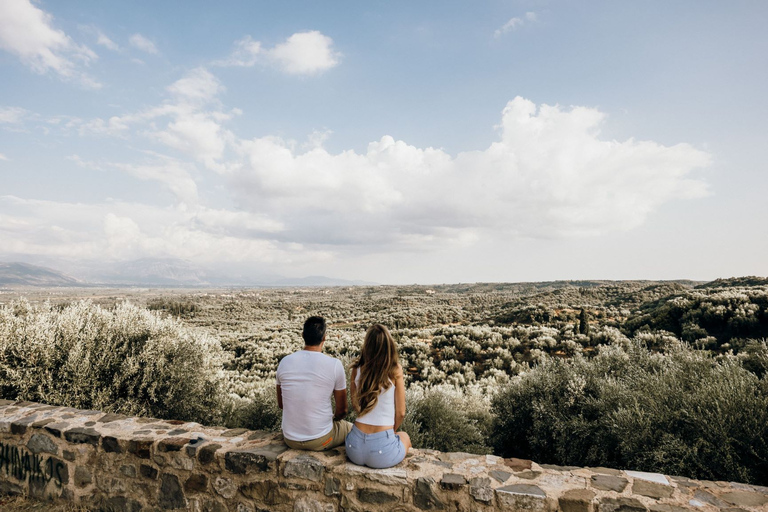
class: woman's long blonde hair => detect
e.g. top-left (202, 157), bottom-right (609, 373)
top-left (351, 324), bottom-right (400, 417)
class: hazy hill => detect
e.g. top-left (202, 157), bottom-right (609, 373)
top-left (0, 262), bottom-right (82, 286)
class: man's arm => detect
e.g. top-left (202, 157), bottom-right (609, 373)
top-left (333, 388), bottom-right (348, 421)
top-left (276, 385), bottom-right (283, 410)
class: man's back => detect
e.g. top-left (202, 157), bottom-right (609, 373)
top-left (276, 350), bottom-right (345, 441)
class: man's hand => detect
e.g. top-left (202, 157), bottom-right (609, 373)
top-left (333, 388), bottom-right (348, 421)
top-left (276, 385), bottom-right (283, 410)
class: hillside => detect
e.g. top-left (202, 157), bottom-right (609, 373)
top-left (0, 262), bottom-right (81, 287)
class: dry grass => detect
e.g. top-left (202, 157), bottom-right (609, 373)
top-left (0, 496), bottom-right (94, 512)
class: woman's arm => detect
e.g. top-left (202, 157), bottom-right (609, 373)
top-left (349, 367), bottom-right (359, 414)
top-left (393, 364), bottom-right (406, 431)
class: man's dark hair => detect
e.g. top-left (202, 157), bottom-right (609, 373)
top-left (302, 316), bottom-right (327, 346)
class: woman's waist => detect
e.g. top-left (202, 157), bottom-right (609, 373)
top-left (354, 420), bottom-right (395, 434)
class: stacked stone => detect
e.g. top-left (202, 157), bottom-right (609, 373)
top-left (1, 400), bottom-right (767, 512)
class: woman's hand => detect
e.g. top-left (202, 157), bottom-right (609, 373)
top-left (393, 364), bottom-right (406, 431)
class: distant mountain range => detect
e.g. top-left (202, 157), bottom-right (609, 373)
top-left (0, 260), bottom-right (374, 288)
top-left (0, 262), bottom-right (82, 287)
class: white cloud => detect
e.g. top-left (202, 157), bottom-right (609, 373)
top-left (129, 33), bottom-right (158, 54)
top-left (0, 153), bottom-right (8, 161)
top-left (34, 66), bottom-right (710, 262)
top-left (0, 0), bottom-right (99, 87)
top-left (225, 97), bottom-right (710, 244)
top-left (0, 106), bottom-right (27, 124)
top-left (96, 32), bottom-right (119, 51)
top-left (494, 11), bottom-right (538, 38)
top-left (0, 196), bottom-right (317, 264)
top-left (216, 31), bottom-right (340, 75)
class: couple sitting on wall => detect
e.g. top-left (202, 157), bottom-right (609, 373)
top-left (276, 316), bottom-right (412, 468)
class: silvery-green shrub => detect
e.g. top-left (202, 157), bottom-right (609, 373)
top-left (0, 300), bottom-right (225, 424)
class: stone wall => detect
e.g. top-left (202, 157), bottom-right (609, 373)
top-left (1, 400), bottom-right (767, 512)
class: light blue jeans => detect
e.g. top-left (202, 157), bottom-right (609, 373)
top-left (345, 425), bottom-right (406, 468)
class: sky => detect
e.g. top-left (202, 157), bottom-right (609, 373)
top-left (0, 0), bottom-right (766, 284)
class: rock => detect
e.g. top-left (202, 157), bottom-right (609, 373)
top-left (559, 488), bottom-right (596, 512)
top-left (293, 497), bottom-right (335, 512)
top-left (490, 469), bottom-right (513, 483)
top-left (518, 470), bottom-right (543, 480)
top-left (140, 464), bottom-right (159, 480)
top-left (222, 428), bottom-right (249, 437)
top-left (43, 422), bottom-right (68, 438)
top-left (186, 437), bottom-right (206, 457)
top-left (591, 474), bottom-right (629, 492)
top-left (158, 437), bottom-right (191, 452)
top-left (414, 477), bottom-right (445, 510)
top-left (470, 477), bottom-right (493, 503)
top-left (159, 473), bottom-right (187, 509)
top-left (97, 413), bottom-right (127, 423)
top-left (588, 467), bottom-right (624, 476)
top-left (358, 488), bottom-right (400, 504)
top-left (213, 477), bottom-right (238, 499)
top-left (284, 454), bottom-right (325, 482)
top-left (198, 443), bottom-right (222, 465)
top-left (505, 457), bottom-right (533, 471)
top-left (27, 433), bottom-right (58, 455)
top-left (692, 489), bottom-right (727, 508)
top-left (119, 464), bottom-right (137, 478)
top-left (102, 436), bottom-right (122, 453)
top-left (103, 496), bottom-right (143, 512)
top-left (325, 476), bottom-right (341, 496)
top-left (75, 466), bottom-right (93, 487)
top-left (720, 490), bottom-right (768, 508)
top-left (632, 479), bottom-right (674, 499)
top-left (127, 439), bottom-right (153, 459)
top-left (225, 444), bottom-right (288, 474)
top-left (185, 473), bottom-right (209, 493)
top-left (598, 497), bottom-right (647, 512)
top-left (496, 484), bottom-right (554, 512)
top-left (540, 464), bottom-right (579, 471)
top-left (64, 427), bottom-right (101, 446)
top-left (240, 480), bottom-right (287, 505)
top-left (440, 473), bottom-right (467, 490)
top-left (344, 463), bottom-right (408, 485)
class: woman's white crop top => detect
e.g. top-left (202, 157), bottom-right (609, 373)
top-left (354, 371), bottom-right (396, 426)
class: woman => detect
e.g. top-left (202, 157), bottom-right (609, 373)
top-left (345, 324), bottom-right (412, 468)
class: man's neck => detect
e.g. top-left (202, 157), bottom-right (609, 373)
top-left (303, 344), bottom-right (323, 352)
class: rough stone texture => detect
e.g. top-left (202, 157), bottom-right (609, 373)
top-left (284, 454), bottom-right (325, 482)
top-left (633, 479), bottom-right (674, 499)
top-left (598, 497), bottom-right (648, 512)
top-left (1, 400), bottom-right (767, 512)
top-left (26, 432), bottom-right (58, 454)
top-left (470, 477), bottom-right (494, 503)
top-left (414, 477), bottom-right (445, 510)
top-left (560, 488), bottom-right (596, 512)
top-left (159, 473), bottom-right (187, 509)
top-left (496, 484), bottom-right (553, 511)
top-left (440, 473), bottom-right (467, 490)
top-left (358, 488), bottom-right (399, 504)
top-left (591, 474), bottom-right (629, 492)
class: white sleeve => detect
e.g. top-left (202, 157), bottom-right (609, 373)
top-left (334, 359), bottom-right (346, 391)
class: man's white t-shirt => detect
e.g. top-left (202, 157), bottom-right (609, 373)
top-left (276, 350), bottom-right (346, 441)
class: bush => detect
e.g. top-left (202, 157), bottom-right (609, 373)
top-left (0, 300), bottom-right (225, 424)
top-left (222, 383), bottom-right (282, 431)
top-left (402, 384), bottom-right (493, 454)
top-left (491, 339), bottom-right (768, 485)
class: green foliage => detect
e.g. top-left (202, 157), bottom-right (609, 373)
top-left (222, 386), bottom-right (282, 431)
top-left (0, 300), bottom-right (225, 424)
top-left (491, 339), bottom-right (768, 485)
top-left (402, 385), bottom-right (493, 454)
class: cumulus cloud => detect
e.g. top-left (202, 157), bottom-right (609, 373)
top-left (0, 0), bottom-right (99, 87)
top-left (216, 31), bottom-right (340, 75)
top-left (494, 11), bottom-right (537, 38)
top-left (223, 97), bottom-right (710, 244)
top-left (129, 33), bottom-right (158, 54)
top-left (17, 65), bottom-right (710, 264)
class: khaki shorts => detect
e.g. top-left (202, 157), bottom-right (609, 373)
top-left (284, 420), bottom-right (353, 451)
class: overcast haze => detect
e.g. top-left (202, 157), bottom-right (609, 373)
top-left (1, 0), bottom-right (766, 284)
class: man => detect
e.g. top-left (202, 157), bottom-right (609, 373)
top-left (276, 316), bottom-right (352, 450)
